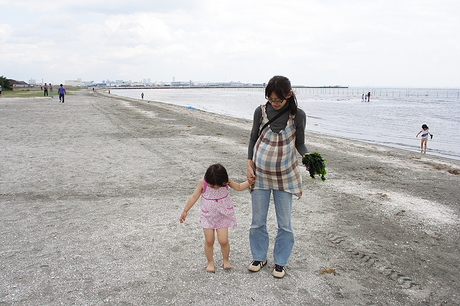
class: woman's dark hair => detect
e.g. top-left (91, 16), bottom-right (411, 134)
top-left (422, 124), bottom-right (429, 129)
top-left (204, 163), bottom-right (229, 187)
top-left (265, 75), bottom-right (298, 114)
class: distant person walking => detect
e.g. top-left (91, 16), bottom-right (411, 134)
top-left (49, 84), bottom-right (54, 98)
top-left (416, 124), bottom-right (433, 154)
top-left (58, 84), bottom-right (66, 103)
top-left (362, 93), bottom-right (365, 102)
top-left (0, 84), bottom-right (2, 96)
top-left (43, 83), bottom-right (49, 96)
top-left (180, 163), bottom-right (251, 273)
top-left (367, 92), bottom-right (371, 102)
top-left (141, 92), bottom-right (144, 100)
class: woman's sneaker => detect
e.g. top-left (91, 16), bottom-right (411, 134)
top-left (272, 264), bottom-right (286, 278)
top-left (248, 260), bottom-right (267, 272)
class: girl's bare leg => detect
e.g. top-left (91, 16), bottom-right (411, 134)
top-left (216, 227), bottom-right (231, 269)
top-left (203, 229), bottom-right (216, 272)
top-left (421, 139), bottom-right (428, 153)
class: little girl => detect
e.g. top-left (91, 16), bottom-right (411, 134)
top-left (180, 163), bottom-right (251, 272)
top-left (416, 124), bottom-right (433, 153)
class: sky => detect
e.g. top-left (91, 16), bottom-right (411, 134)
top-left (1, 0), bottom-right (459, 87)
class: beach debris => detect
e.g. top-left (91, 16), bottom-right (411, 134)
top-left (376, 192), bottom-right (389, 199)
top-left (319, 268), bottom-right (338, 275)
top-left (302, 152), bottom-right (327, 181)
top-left (430, 163), bottom-right (460, 175)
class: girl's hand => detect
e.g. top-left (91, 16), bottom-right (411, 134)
top-left (179, 211), bottom-right (187, 223)
top-left (180, 179), bottom-right (203, 223)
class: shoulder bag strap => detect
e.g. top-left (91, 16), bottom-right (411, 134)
top-left (258, 106), bottom-right (290, 137)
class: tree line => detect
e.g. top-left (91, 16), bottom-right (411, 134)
top-left (0, 76), bottom-right (13, 90)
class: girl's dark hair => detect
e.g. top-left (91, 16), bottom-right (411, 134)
top-left (265, 75), bottom-right (298, 114)
top-left (422, 124), bottom-right (429, 129)
top-left (204, 163), bottom-right (229, 187)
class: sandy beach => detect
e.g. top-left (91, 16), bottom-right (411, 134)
top-left (1, 89), bottom-right (459, 305)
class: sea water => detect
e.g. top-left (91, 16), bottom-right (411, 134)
top-left (113, 87), bottom-right (460, 160)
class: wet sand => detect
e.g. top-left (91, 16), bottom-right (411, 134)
top-left (1, 89), bottom-right (459, 305)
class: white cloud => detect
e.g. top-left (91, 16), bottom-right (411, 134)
top-left (0, 24), bottom-right (13, 43)
top-left (1, 0), bottom-right (459, 86)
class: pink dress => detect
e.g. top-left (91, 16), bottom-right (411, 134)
top-left (200, 180), bottom-right (237, 229)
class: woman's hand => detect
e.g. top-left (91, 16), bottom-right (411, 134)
top-left (247, 159), bottom-right (256, 184)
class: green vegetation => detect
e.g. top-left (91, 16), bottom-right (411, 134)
top-left (0, 75), bottom-right (81, 97)
top-left (1, 87), bottom-right (44, 97)
top-left (302, 152), bottom-right (327, 181)
top-left (0, 75), bottom-right (13, 90)
top-left (1, 85), bottom-right (80, 98)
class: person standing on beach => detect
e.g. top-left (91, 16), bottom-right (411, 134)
top-left (141, 92), bottom-right (144, 100)
top-left (58, 84), bottom-right (66, 103)
top-left (246, 75), bottom-right (308, 278)
top-left (180, 164), bottom-right (252, 273)
top-left (49, 84), bottom-right (54, 98)
top-left (416, 124), bottom-right (433, 153)
top-left (367, 92), bottom-right (371, 102)
top-left (43, 83), bottom-right (49, 96)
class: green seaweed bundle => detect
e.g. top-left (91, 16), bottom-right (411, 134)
top-left (302, 152), bottom-right (327, 181)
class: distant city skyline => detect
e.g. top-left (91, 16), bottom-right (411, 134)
top-left (23, 77), bottom-right (265, 87)
top-left (18, 76), bottom-right (459, 89)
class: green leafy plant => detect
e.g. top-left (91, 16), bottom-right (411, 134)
top-left (302, 152), bottom-right (327, 181)
top-left (0, 75), bottom-right (13, 90)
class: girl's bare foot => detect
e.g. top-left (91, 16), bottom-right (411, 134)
top-left (223, 260), bottom-right (232, 270)
top-left (206, 263), bottom-right (215, 273)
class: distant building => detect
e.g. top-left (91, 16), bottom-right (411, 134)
top-left (171, 81), bottom-right (191, 86)
top-left (10, 80), bottom-right (30, 88)
top-left (65, 78), bottom-right (83, 86)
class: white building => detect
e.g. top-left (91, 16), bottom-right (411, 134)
top-left (65, 78), bottom-right (83, 86)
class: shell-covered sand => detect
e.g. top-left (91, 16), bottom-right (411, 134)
top-left (1, 89), bottom-right (459, 305)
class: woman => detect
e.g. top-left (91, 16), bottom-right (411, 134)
top-left (247, 75), bottom-right (308, 278)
